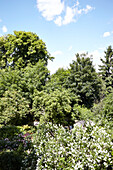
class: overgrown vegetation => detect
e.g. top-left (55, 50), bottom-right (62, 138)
top-left (0, 31), bottom-right (113, 169)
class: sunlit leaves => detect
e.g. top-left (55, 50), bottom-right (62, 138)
top-left (33, 89), bottom-right (75, 125)
top-left (0, 31), bottom-right (53, 69)
top-left (0, 60), bottom-right (50, 125)
top-left (0, 90), bottom-right (30, 125)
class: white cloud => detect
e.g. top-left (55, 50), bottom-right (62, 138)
top-left (63, 6), bottom-right (76, 25)
top-left (0, 19), bottom-right (2, 22)
top-left (54, 16), bottom-right (62, 26)
top-left (59, 4), bottom-right (94, 26)
top-left (103, 32), bottom-right (110, 37)
top-left (83, 5), bottom-right (93, 14)
top-left (98, 47), bottom-right (105, 50)
top-left (37, 0), bottom-right (64, 21)
top-left (2, 26), bottom-right (7, 33)
top-left (52, 50), bottom-right (63, 57)
top-left (76, 0), bottom-right (79, 7)
top-left (75, 5), bottom-right (94, 15)
top-left (36, 0), bottom-right (94, 26)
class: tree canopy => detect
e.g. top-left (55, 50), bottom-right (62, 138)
top-left (33, 89), bottom-right (75, 125)
top-left (0, 31), bottom-right (112, 127)
top-left (0, 31), bottom-right (53, 69)
top-left (67, 53), bottom-right (102, 108)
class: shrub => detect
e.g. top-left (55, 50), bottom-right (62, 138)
top-left (0, 151), bottom-right (22, 170)
top-left (33, 122), bottom-right (113, 169)
top-left (72, 104), bottom-right (93, 121)
top-left (0, 126), bottom-right (37, 170)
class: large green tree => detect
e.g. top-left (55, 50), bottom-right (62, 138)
top-left (0, 31), bottom-right (53, 69)
top-left (0, 31), bottom-right (52, 125)
top-left (67, 53), bottom-right (101, 108)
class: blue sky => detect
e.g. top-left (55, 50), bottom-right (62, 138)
top-left (0, 0), bottom-right (113, 74)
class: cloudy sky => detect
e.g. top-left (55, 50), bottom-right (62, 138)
top-left (0, 0), bottom-right (113, 74)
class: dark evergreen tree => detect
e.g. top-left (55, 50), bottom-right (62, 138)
top-left (67, 53), bottom-right (101, 108)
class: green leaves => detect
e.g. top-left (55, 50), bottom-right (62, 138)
top-left (68, 53), bottom-right (101, 108)
top-left (33, 89), bottom-right (75, 125)
top-left (0, 60), bottom-right (50, 125)
top-left (99, 46), bottom-right (113, 91)
top-left (72, 104), bottom-right (93, 121)
top-left (0, 68), bottom-right (22, 97)
top-left (33, 122), bottom-right (113, 169)
top-left (0, 31), bottom-right (53, 69)
top-left (0, 90), bottom-right (30, 125)
top-left (102, 90), bottom-right (113, 120)
top-left (22, 60), bottom-right (50, 92)
top-left (0, 126), bottom-right (37, 169)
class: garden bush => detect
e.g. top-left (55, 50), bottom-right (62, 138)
top-left (33, 122), bottom-right (113, 170)
top-left (0, 151), bottom-right (22, 170)
top-left (0, 125), bottom-right (37, 170)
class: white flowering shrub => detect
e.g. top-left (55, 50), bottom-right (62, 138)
top-left (33, 122), bottom-right (113, 170)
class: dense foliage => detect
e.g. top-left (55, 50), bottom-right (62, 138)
top-left (0, 89), bottom-right (30, 125)
top-left (33, 122), bottom-right (113, 169)
top-left (67, 53), bottom-right (102, 108)
top-left (0, 31), bottom-right (53, 69)
top-left (0, 31), bottom-right (113, 169)
top-left (0, 126), bottom-right (37, 170)
top-left (33, 88), bottom-right (78, 125)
